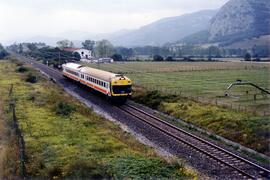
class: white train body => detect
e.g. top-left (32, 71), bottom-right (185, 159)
top-left (62, 63), bottom-right (132, 101)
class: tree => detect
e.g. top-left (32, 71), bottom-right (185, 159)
top-left (57, 40), bottom-right (74, 49)
top-left (19, 43), bottom-right (23, 53)
top-left (27, 43), bottom-right (38, 51)
top-left (244, 53), bottom-right (251, 61)
top-left (208, 46), bottom-right (221, 58)
top-left (165, 56), bottom-right (174, 61)
top-left (94, 39), bottom-right (114, 58)
top-left (111, 54), bottom-right (123, 61)
top-left (153, 55), bottom-right (164, 61)
top-left (115, 47), bottom-right (134, 60)
top-left (82, 40), bottom-right (95, 50)
top-left (73, 52), bottom-right (81, 61)
top-left (0, 43), bottom-right (9, 59)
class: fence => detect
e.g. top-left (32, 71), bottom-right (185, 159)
top-left (134, 83), bottom-right (270, 116)
top-left (8, 84), bottom-right (27, 178)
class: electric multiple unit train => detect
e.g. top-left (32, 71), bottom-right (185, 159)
top-left (62, 63), bottom-right (132, 103)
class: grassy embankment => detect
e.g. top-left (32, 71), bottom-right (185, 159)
top-left (85, 62), bottom-right (270, 156)
top-left (0, 60), bottom-right (196, 179)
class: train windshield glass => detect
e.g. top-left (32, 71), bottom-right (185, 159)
top-left (113, 85), bottom-right (132, 94)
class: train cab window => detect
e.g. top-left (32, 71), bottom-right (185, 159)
top-left (81, 74), bottom-right (84, 79)
top-left (113, 85), bottom-right (132, 94)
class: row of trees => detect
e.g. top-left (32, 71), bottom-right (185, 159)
top-left (7, 39), bottom-right (269, 62)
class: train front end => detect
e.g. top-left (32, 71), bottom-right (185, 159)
top-left (110, 75), bottom-right (132, 103)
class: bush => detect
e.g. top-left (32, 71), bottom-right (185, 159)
top-left (133, 90), bottom-right (177, 109)
top-left (0, 43), bottom-right (9, 59)
top-left (55, 101), bottom-right (75, 117)
top-left (64, 160), bottom-right (107, 178)
top-left (244, 53), bottom-right (251, 61)
top-left (111, 54), bottom-right (123, 61)
top-left (26, 73), bottom-right (38, 83)
top-left (16, 66), bottom-right (29, 73)
top-left (108, 155), bottom-right (184, 179)
top-left (153, 55), bottom-right (164, 61)
top-left (165, 56), bottom-right (174, 61)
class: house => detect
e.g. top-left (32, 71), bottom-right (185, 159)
top-left (63, 48), bottom-right (93, 60)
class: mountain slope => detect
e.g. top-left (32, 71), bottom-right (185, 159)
top-left (208, 0), bottom-right (270, 43)
top-left (110, 10), bottom-right (217, 47)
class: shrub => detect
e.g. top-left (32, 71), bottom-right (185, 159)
top-left (153, 55), bottom-right (164, 61)
top-left (244, 53), bottom-right (251, 61)
top-left (26, 73), bottom-right (38, 83)
top-left (107, 155), bottom-right (184, 179)
top-left (55, 101), bottom-right (75, 117)
top-left (111, 53), bottom-right (123, 61)
top-left (64, 160), bottom-right (107, 178)
top-left (16, 66), bottom-right (29, 73)
top-left (165, 56), bottom-right (174, 61)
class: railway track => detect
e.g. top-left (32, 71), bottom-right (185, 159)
top-left (119, 103), bottom-right (270, 179)
top-left (12, 53), bottom-right (270, 179)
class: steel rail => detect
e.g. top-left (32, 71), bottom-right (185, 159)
top-left (121, 104), bottom-right (270, 179)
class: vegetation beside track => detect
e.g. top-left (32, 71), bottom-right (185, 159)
top-left (132, 88), bottom-right (270, 156)
top-left (0, 60), bottom-right (195, 179)
top-left (85, 61), bottom-right (270, 156)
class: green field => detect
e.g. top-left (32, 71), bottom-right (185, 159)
top-left (83, 61), bottom-right (270, 156)
top-left (0, 60), bottom-right (195, 179)
top-left (84, 61), bottom-right (270, 115)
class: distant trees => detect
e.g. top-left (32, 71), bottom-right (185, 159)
top-left (111, 54), bottom-right (123, 61)
top-left (244, 53), bottom-right (251, 61)
top-left (165, 56), bottom-right (174, 61)
top-left (82, 40), bottom-right (95, 50)
top-left (0, 43), bottom-right (9, 59)
top-left (94, 39), bottom-right (114, 58)
top-left (115, 47), bottom-right (134, 60)
top-left (57, 40), bottom-right (74, 49)
top-left (153, 55), bottom-right (164, 61)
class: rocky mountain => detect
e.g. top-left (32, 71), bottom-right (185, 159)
top-left (109, 10), bottom-right (217, 47)
top-left (178, 0), bottom-right (270, 47)
top-left (208, 0), bottom-right (270, 44)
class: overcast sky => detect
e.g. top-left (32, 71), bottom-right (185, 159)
top-left (0, 0), bottom-right (229, 43)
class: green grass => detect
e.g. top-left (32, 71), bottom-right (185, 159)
top-left (0, 60), bottom-right (195, 179)
top-left (132, 90), bottom-right (270, 156)
top-left (84, 61), bottom-right (270, 115)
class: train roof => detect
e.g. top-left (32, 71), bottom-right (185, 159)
top-left (80, 66), bottom-right (117, 82)
top-left (63, 63), bottom-right (120, 82)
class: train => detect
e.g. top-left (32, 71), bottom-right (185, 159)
top-left (62, 63), bottom-right (132, 103)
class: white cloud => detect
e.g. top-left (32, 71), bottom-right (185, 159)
top-left (0, 0), bottom-right (229, 43)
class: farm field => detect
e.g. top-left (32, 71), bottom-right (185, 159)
top-left (84, 61), bottom-right (270, 156)
top-left (0, 60), bottom-right (195, 179)
top-left (84, 61), bottom-right (270, 115)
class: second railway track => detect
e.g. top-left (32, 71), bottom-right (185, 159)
top-left (119, 103), bottom-right (270, 179)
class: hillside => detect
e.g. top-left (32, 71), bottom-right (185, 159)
top-left (110, 10), bottom-right (217, 47)
top-left (209, 0), bottom-right (270, 43)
